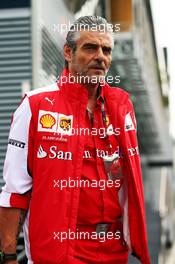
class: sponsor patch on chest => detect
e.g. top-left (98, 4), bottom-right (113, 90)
top-left (37, 110), bottom-right (73, 135)
top-left (57, 114), bottom-right (73, 135)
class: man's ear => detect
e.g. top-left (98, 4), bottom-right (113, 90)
top-left (64, 44), bottom-right (73, 64)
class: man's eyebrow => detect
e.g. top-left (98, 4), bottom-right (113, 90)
top-left (82, 43), bottom-right (112, 50)
top-left (82, 43), bottom-right (98, 48)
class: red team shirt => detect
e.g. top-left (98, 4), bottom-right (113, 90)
top-left (77, 96), bottom-right (122, 225)
top-left (75, 95), bottom-right (128, 263)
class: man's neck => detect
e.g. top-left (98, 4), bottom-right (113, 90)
top-left (86, 83), bottom-right (99, 113)
top-left (68, 70), bottom-right (100, 112)
top-left (86, 83), bottom-right (99, 97)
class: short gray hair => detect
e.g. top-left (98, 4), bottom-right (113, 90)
top-left (65, 15), bottom-right (113, 68)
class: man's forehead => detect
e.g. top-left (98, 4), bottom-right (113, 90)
top-left (76, 30), bottom-right (113, 47)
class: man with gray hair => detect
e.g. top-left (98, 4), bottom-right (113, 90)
top-left (0, 16), bottom-right (150, 264)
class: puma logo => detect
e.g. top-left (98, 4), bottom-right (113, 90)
top-left (45, 97), bottom-right (55, 106)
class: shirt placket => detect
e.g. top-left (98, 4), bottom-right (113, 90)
top-left (92, 107), bottom-right (106, 221)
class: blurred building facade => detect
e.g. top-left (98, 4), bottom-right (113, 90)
top-left (0, 0), bottom-right (174, 263)
top-left (0, 0), bottom-right (72, 186)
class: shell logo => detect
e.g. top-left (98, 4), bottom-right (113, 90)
top-left (40, 114), bottom-right (56, 129)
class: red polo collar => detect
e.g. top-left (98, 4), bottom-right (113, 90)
top-left (57, 68), bottom-right (106, 103)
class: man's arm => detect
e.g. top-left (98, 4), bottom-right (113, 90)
top-left (0, 207), bottom-right (27, 253)
top-left (0, 96), bottom-right (33, 263)
top-left (0, 207), bottom-right (27, 264)
top-left (118, 94), bottom-right (150, 263)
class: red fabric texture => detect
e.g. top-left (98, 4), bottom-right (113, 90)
top-left (77, 105), bottom-right (122, 225)
top-left (10, 191), bottom-right (31, 209)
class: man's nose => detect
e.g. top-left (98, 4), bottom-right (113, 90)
top-left (94, 48), bottom-right (105, 61)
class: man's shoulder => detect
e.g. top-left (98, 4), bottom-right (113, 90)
top-left (26, 82), bottom-right (59, 99)
top-left (104, 84), bottom-right (129, 103)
